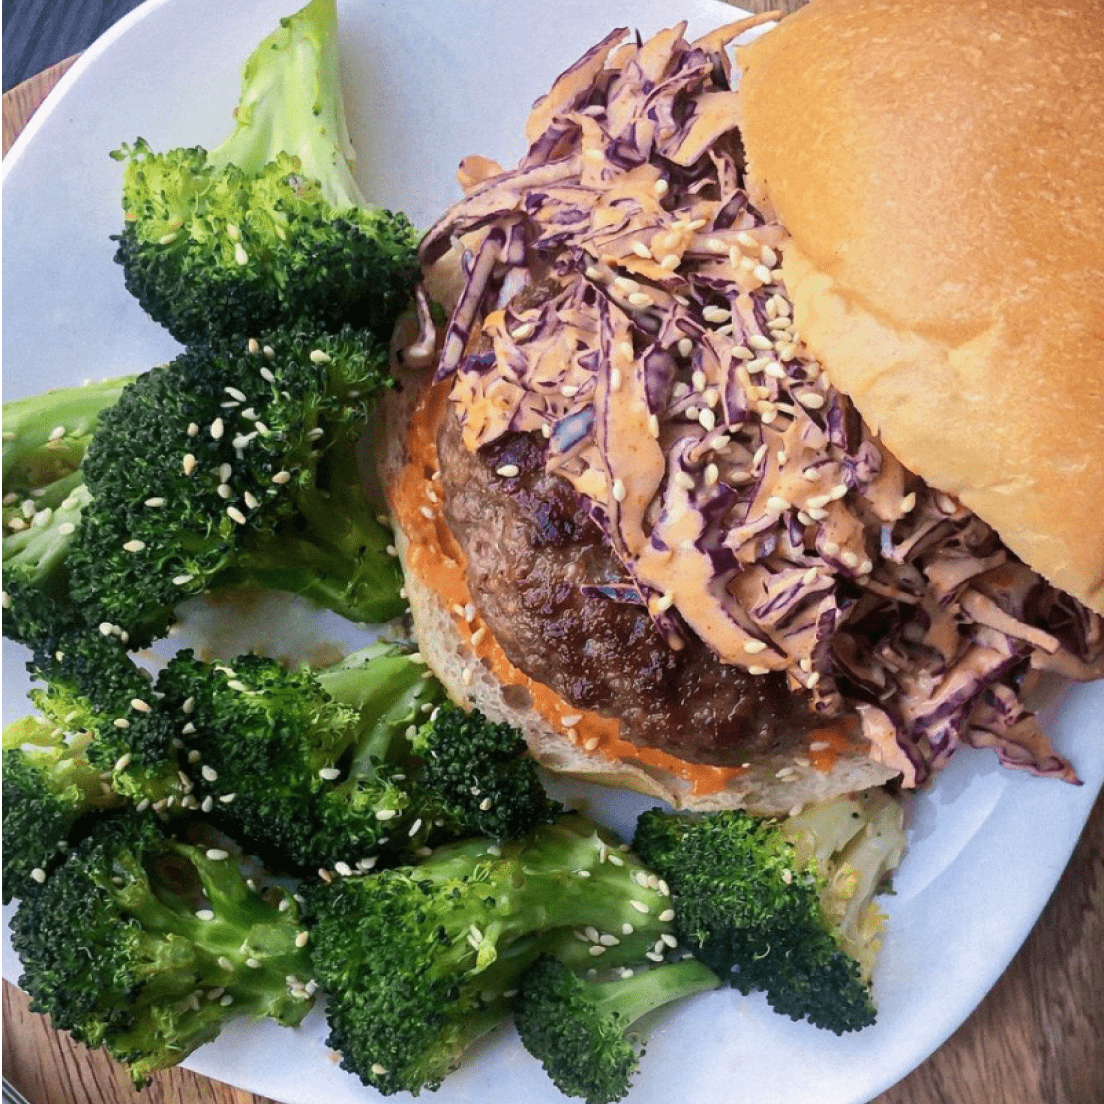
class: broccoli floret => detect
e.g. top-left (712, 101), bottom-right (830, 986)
top-left (515, 954), bottom-right (719, 1104)
top-left (64, 327), bottom-right (403, 646)
top-left (1, 714), bottom-right (122, 903)
top-left (2, 377), bottom-right (133, 641)
top-left (304, 814), bottom-right (681, 1096)
top-left (110, 0), bottom-right (419, 346)
top-left (632, 791), bottom-right (906, 1035)
top-left (408, 700), bottom-right (564, 843)
top-left (9, 811), bottom-right (315, 1085)
top-left (24, 623), bottom-right (186, 808)
top-left (152, 643), bottom-right (560, 873)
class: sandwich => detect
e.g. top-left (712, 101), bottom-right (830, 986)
top-left (380, 0), bottom-right (1104, 814)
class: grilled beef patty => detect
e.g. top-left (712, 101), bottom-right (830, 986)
top-left (438, 406), bottom-right (820, 766)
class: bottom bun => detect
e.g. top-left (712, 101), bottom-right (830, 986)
top-left (379, 362), bottom-right (898, 814)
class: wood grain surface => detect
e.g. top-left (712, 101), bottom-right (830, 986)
top-left (3, 4), bottom-right (1102, 1103)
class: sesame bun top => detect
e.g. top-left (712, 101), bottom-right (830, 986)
top-left (736, 0), bottom-right (1104, 613)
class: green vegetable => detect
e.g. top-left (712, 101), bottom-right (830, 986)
top-left (153, 642), bottom-right (563, 872)
top-left (63, 327), bottom-right (402, 647)
top-left (632, 790), bottom-right (905, 1035)
top-left (304, 814), bottom-right (683, 1096)
top-left (2, 377), bottom-right (134, 643)
top-left (515, 954), bottom-right (720, 1104)
top-left (1, 714), bottom-right (122, 903)
top-left (23, 622), bottom-right (186, 808)
top-left (110, 0), bottom-right (419, 346)
top-left (9, 811), bottom-right (315, 1086)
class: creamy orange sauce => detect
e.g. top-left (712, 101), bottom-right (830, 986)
top-left (387, 377), bottom-right (863, 797)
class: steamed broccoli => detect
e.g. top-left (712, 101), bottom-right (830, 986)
top-left (2, 377), bottom-right (134, 641)
top-left (22, 621), bottom-right (187, 809)
top-left (9, 811), bottom-right (315, 1085)
top-left (515, 954), bottom-right (720, 1104)
top-left (632, 790), bottom-right (906, 1035)
top-left (304, 815), bottom-right (682, 1096)
top-left (1, 714), bottom-right (122, 903)
top-left (62, 327), bottom-right (403, 647)
top-left (152, 642), bottom-right (562, 873)
top-left (111, 0), bottom-right (419, 346)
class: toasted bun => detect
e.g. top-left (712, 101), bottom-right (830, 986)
top-left (379, 360), bottom-right (897, 814)
top-left (736, 0), bottom-right (1104, 614)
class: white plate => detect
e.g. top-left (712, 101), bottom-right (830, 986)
top-left (3, 2), bottom-right (1103, 1103)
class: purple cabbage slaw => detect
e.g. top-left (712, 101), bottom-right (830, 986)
top-left (415, 21), bottom-right (1104, 787)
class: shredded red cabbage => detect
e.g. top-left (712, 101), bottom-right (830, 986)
top-left (415, 22), bottom-right (1104, 787)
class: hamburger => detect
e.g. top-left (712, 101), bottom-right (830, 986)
top-left (380, 0), bottom-right (1104, 814)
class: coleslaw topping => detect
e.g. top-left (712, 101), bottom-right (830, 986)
top-left (417, 22), bottom-right (1104, 786)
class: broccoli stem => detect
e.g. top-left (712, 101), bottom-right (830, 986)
top-left (315, 643), bottom-right (440, 773)
top-left (514, 954), bottom-right (720, 1104)
top-left (2, 376), bottom-right (134, 493)
top-left (586, 957), bottom-right (720, 1027)
top-left (206, 0), bottom-right (365, 212)
top-left (206, 433), bottom-right (404, 626)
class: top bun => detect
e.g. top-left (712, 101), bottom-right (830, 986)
top-left (736, 0), bottom-right (1104, 613)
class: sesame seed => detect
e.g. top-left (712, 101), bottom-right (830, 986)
top-left (495, 464), bottom-right (520, 478)
top-left (130, 698), bottom-right (151, 713)
top-left (182, 453), bottom-right (197, 475)
top-left (319, 767), bottom-right (341, 781)
top-left (677, 337), bottom-right (694, 358)
top-left (631, 241), bottom-right (653, 259)
top-left (210, 418), bottom-right (225, 440)
top-left (744, 640), bottom-right (768, 654)
top-left (205, 849), bottom-right (229, 861)
top-left (309, 349), bottom-right (332, 365)
top-left (748, 334), bottom-right (774, 351)
top-left (900, 492), bottom-right (917, 513)
top-left (114, 753), bottom-right (132, 771)
top-left (612, 478), bottom-right (627, 502)
top-left (653, 178), bottom-right (669, 196)
top-left (144, 497), bottom-right (166, 508)
top-left (748, 665), bottom-right (770, 676)
top-left (509, 322), bottom-right (535, 340)
top-left (797, 391), bottom-right (826, 410)
top-left (375, 809), bottom-right (398, 821)
top-left (702, 305), bottom-right (731, 324)
top-left (698, 408), bottom-right (716, 432)
top-left (123, 539), bottom-right (146, 553)
top-left (196, 909), bottom-right (215, 921)
top-left (767, 495), bottom-right (790, 513)
top-left (583, 736), bottom-right (599, 752)
top-left (630, 900), bottom-right (650, 914)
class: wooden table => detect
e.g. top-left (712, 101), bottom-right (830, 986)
top-left (3, 7), bottom-right (1102, 1104)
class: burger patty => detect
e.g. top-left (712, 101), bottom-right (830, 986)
top-left (438, 406), bottom-right (821, 766)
